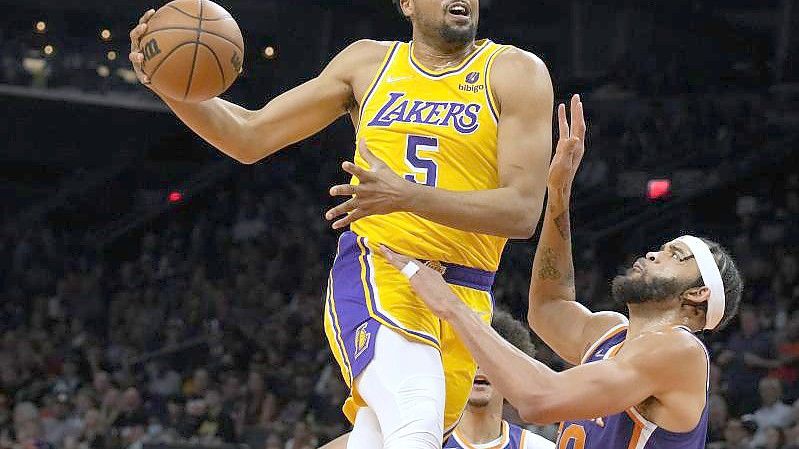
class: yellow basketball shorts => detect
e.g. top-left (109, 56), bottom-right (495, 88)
top-left (323, 231), bottom-right (495, 434)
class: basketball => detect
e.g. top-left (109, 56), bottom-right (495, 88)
top-left (139, 0), bottom-right (244, 102)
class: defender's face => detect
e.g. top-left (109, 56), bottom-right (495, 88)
top-left (408, 0), bottom-right (479, 44)
top-left (612, 240), bottom-right (703, 306)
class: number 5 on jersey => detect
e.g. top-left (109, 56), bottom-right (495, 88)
top-left (404, 135), bottom-right (439, 187)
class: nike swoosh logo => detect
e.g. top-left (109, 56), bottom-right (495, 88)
top-left (385, 76), bottom-right (412, 83)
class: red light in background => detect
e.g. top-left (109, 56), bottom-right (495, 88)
top-left (168, 191), bottom-right (183, 203)
top-left (647, 179), bottom-right (671, 200)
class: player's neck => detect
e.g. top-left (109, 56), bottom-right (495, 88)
top-left (626, 303), bottom-right (686, 338)
top-left (458, 403), bottom-right (504, 445)
top-left (410, 34), bottom-right (477, 71)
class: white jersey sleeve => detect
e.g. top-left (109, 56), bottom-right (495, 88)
top-left (522, 429), bottom-right (556, 449)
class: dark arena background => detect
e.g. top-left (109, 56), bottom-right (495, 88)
top-left (1, 0), bottom-right (798, 448)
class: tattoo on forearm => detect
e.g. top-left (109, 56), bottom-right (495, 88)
top-left (553, 211), bottom-right (570, 240)
top-left (537, 247), bottom-right (561, 280)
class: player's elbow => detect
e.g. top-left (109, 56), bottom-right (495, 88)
top-left (236, 151), bottom-right (264, 165)
top-left (519, 398), bottom-right (563, 426)
top-left (510, 204), bottom-right (541, 239)
top-left (225, 147), bottom-right (261, 164)
top-left (232, 121), bottom-right (270, 164)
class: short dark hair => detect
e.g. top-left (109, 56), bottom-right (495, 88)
top-left (492, 309), bottom-right (536, 358)
top-left (695, 238), bottom-right (744, 331)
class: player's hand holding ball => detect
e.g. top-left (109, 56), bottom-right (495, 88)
top-left (129, 0), bottom-right (244, 102)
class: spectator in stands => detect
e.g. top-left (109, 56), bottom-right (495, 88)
top-left (185, 368), bottom-right (210, 398)
top-left (718, 418), bottom-right (757, 449)
top-left (145, 360), bottom-right (182, 398)
top-left (284, 421), bottom-right (317, 449)
top-left (719, 306), bottom-right (782, 415)
top-left (110, 388), bottom-right (147, 434)
top-left (51, 360), bottom-right (81, 396)
top-left (65, 408), bottom-right (106, 449)
top-left (751, 378), bottom-right (794, 447)
top-left (196, 389), bottom-right (236, 443)
top-left (41, 394), bottom-right (81, 446)
top-left (759, 426), bottom-right (787, 449)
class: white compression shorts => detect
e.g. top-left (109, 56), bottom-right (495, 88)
top-left (346, 325), bottom-right (446, 449)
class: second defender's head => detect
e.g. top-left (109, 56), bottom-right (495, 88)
top-left (612, 236), bottom-right (743, 332)
top-left (393, 0), bottom-right (478, 46)
top-left (469, 310), bottom-right (536, 408)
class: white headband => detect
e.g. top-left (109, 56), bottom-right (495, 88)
top-left (675, 235), bottom-right (726, 330)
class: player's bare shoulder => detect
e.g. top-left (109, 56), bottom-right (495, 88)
top-left (621, 327), bottom-right (708, 388)
top-left (333, 41), bottom-right (393, 86)
top-left (489, 47), bottom-right (553, 113)
top-left (325, 40), bottom-right (394, 112)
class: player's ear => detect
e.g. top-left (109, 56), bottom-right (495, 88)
top-left (681, 286), bottom-right (710, 305)
top-left (399, 0), bottom-right (413, 19)
top-left (680, 287), bottom-right (709, 325)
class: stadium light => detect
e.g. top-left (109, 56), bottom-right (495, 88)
top-left (647, 179), bottom-right (671, 201)
top-left (100, 29), bottom-right (112, 41)
top-left (107, 51), bottom-right (117, 61)
top-left (168, 191), bottom-right (183, 203)
top-left (35, 21), bottom-right (47, 33)
top-left (263, 46), bottom-right (276, 59)
top-left (43, 44), bottom-right (54, 56)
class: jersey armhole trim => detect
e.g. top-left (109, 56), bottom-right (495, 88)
top-left (357, 42), bottom-right (401, 127)
top-left (579, 322), bottom-right (629, 365)
top-left (484, 45), bottom-right (510, 123)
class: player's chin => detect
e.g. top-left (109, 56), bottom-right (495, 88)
top-left (467, 395), bottom-right (492, 407)
top-left (439, 24), bottom-right (476, 45)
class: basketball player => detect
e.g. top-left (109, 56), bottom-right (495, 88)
top-left (445, 310), bottom-right (554, 449)
top-left (129, 1), bottom-right (553, 448)
top-left (379, 95), bottom-right (744, 449)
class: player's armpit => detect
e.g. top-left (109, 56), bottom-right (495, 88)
top-left (237, 40), bottom-right (390, 163)
top-left (519, 330), bottom-right (707, 431)
top-left (489, 48), bottom-right (553, 237)
top-left (532, 303), bottom-right (627, 366)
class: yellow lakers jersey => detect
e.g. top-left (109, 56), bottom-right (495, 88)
top-left (351, 39), bottom-right (510, 271)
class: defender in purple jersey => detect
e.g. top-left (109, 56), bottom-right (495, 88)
top-left (379, 95), bottom-right (744, 449)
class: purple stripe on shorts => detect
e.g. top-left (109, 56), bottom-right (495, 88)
top-left (330, 232), bottom-right (377, 379)
top-left (324, 277), bottom-right (352, 382)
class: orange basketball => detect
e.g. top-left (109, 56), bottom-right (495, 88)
top-left (139, 0), bottom-right (244, 102)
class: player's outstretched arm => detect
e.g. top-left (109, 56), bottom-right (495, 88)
top-left (129, 10), bottom-right (384, 164)
top-left (527, 96), bottom-right (626, 365)
top-left (377, 250), bottom-right (706, 430)
top-left (326, 49), bottom-right (552, 239)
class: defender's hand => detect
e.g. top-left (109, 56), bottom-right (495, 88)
top-left (128, 9), bottom-right (157, 87)
top-left (326, 139), bottom-right (413, 229)
top-left (380, 245), bottom-right (460, 320)
top-left (548, 94), bottom-right (587, 195)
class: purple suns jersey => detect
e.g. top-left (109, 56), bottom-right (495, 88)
top-left (556, 324), bottom-right (710, 449)
top-left (445, 420), bottom-right (555, 449)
